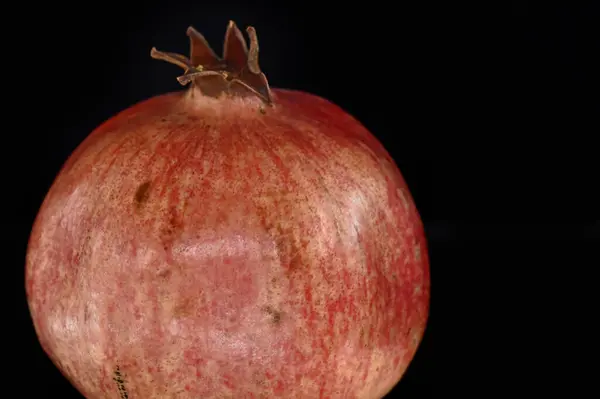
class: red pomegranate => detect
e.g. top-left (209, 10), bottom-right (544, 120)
top-left (26, 21), bottom-right (429, 398)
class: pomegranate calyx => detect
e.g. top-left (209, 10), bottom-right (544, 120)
top-left (151, 20), bottom-right (273, 105)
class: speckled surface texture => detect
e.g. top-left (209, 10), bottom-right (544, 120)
top-left (26, 88), bottom-right (430, 398)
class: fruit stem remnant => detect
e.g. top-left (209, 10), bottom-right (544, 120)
top-left (151, 21), bottom-right (273, 105)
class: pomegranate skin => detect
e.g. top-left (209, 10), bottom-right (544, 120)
top-left (26, 87), bottom-right (429, 398)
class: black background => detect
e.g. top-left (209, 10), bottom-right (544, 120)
top-left (6, 1), bottom-right (599, 397)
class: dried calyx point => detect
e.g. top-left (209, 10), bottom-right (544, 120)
top-left (151, 21), bottom-right (273, 105)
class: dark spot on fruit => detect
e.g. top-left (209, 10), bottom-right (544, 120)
top-left (272, 312), bottom-right (281, 324)
top-left (288, 254), bottom-right (303, 274)
top-left (83, 305), bottom-right (90, 322)
top-left (259, 106), bottom-right (266, 114)
top-left (169, 214), bottom-right (180, 229)
top-left (160, 207), bottom-right (184, 250)
top-left (285, 240), bottom-right (311, 276)
top-left (134, 181), bottom-right (151, 206)
top-left (174, 298), bottom-right (194, 317)
top-left (255, 378), bottom-right (267, 387)
top-left (360, 327), bottom-right (372, 348)
top-left (255, 203), bottom-right (308, 276)
top-left (263, 306), bottom-right (282, 324)
top-left (112, 365), bottom-right (128, 399)
top-left (161, 118), bottom-right (167, 122)
top-left (157, 268), bottom-right (172, 279)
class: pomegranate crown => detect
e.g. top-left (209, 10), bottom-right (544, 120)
top-left (151, 21), bottom-right (273, 104)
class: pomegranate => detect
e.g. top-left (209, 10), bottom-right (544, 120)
top-left (26, 21), bottom-right (429, 398)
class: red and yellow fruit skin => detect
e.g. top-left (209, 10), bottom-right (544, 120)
top-left (26, 88), bottom-right (429, 399)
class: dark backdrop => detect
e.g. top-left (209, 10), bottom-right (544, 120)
top-left (7, 1), bottom-right (598, 397)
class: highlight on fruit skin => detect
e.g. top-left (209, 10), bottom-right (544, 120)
top-left (25, 20), bottom-right (430, 399)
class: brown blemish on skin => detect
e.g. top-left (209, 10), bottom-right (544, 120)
top-left (359, 327), bottom-right (374, 349)
top-left (174, 297), bottom-right (194, 317)
top-left (113, 366), bottom-right (128, 399)
top-left (256, 203), bottom-right (308, 276)
top-left (160, 207), bottom-right (184, 251)
top-left (134, 181), bottom-right (151, 206)
top-left (287, 254), bottom-right (303, 275)
top-left (157, 268), bottom-right (172, 279)
top-left (285, 236), bottom-right (311, 275)
top-left (263, 306), bottom-right (282, 324)
top-left (83, 305), bottom-right (90, 322)
top-left (252, 370), bottom-right (268, 389)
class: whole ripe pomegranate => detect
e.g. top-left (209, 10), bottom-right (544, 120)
top-left (26, 21), bottom-right (430, 399)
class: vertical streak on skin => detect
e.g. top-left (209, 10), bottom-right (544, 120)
top-left (26, 90), bottom-right (429, 399)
